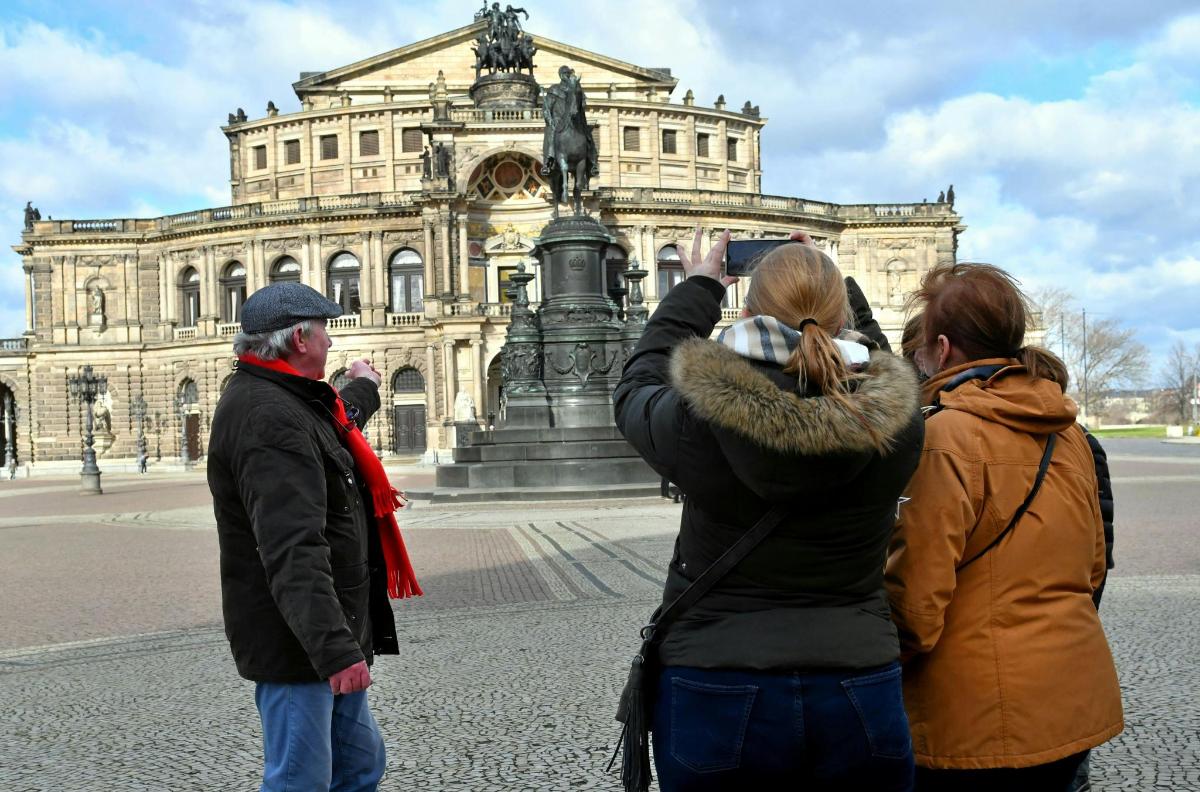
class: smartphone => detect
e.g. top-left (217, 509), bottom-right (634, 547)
top-left (724, 239), bottom-right (791, 276)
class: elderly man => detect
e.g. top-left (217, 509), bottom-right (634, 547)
top-left (208, 282), bottom-right (421, 791)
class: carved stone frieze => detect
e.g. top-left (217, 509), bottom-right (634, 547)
top-left (383, 231), bottom-right (421, 244)
top-left (322, 232), bottom-right (365, 248)
top-left (263, 237), bottom-right (302, 252)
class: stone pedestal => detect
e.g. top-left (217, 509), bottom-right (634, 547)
top-left (423, 214), bottom-right (658, 500)
top-left (469, 72), bottom-right (540, 109)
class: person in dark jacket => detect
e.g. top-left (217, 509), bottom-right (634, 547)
top-left (614, 229), bottom-right (924, 791)
top-left (208, 282), bottom-right (416, 792)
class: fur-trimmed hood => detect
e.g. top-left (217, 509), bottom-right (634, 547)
top-left (670, 338), bottom-right (919, 456)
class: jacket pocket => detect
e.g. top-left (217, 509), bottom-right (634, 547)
top-left (841, 663), bottom-right (912, 760)
top-left (322, 447), bottom-right (359, 516)
top-left (334, 566), bottom-right (370, 632)
top-left (668, 677), bottom-right (758, 773)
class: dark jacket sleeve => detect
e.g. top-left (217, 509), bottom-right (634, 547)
top-left (338, 377), bottom-right (381, 427)
top-left (235, 404), bottom-right (363, 677)
top-left (613, 276), bottom-right (725, 480)
top-left (845, 276), bottom-right (891, 353)
top-left (1083, 429), bottom-right (1115, 608)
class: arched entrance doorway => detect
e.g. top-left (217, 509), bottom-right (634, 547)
top-left (177, 379), bottom-right (201, 462)
top-left (0, 381), bottom-right (17, 474)
top-left (391, 368), bottom-right (426, 455)
top-left (465, 152), bottom-right (550, 304)
top-left (485, 354), bottom-right (503, 425)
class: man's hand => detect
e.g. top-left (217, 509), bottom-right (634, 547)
top-left (677, 227), bottom-right (736, 287)
top-left (347, 358), bottom-right (381, 386)
top-left (328, 660), bottom-right (372, 695)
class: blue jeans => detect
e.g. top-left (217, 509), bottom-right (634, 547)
top-left (652, 663), bottom-right (914, 792)
top-left (254, 681), bottom-right (386, 792)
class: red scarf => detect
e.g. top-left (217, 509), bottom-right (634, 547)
top-left (238, 354), bottom-right (422, 599)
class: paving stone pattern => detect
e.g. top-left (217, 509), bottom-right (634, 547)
top-left (0, 442), bottom-right (1197, 790)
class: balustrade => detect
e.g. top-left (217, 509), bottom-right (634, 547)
top-left (387, 312), bottom-right (423, 327)
top-left (217, 322), bottom-right (242, 336)
top-left (0, 337), bottom-right (29, 352)
top-left (327, 314), bottom-right (360, 330)
top-left (174, 327), bottom-right (198, 340)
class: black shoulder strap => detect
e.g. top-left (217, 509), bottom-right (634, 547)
top-left (643, 504), bottom-right (790, 642)
top-left (957, 432), bottom-right (1057, 571)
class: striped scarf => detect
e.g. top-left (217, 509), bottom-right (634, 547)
top-left (717, 315), bottom-right (871, 370)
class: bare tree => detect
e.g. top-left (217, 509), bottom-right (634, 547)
top-left (1158, 341), bottom-right (1200, 424)
top-left (1029, 288), bottom-right (1149, 421)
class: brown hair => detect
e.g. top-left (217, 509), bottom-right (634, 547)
top-left (743, 243), bottom-right (886, 449)
top-left (913, 262), bottom-right (1069, 391)
top-left (900, 312), bottom-right (924, 364)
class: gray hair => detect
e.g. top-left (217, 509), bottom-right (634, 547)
top-left (232, 320), bottom-right (313, 360)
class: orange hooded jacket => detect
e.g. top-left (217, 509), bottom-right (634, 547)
top-left (885, 358), bottom-right (1123, 770)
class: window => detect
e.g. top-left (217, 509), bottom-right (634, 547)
top-left (270, 256), bottom-right (301, 284)
top-left (393, 368), bottom-right (424, 393)
top-left (696, 133), bottom-right (710, 158)
top-left (388, 248), bottom-right (424, 313)
top-left (320, 134), bottom-right (338, 160)
top-left (623, 127), bottom-right (640, 151)
top-left (359, 130), bottom-right (380, 157)
top-left (401, 129), bottom-right (424, 153)
top-left (284, 139), bottom-right (300, 165)
top-left (727, 136), bottom-right (738, 162)
top-left (179, 267), bottom-right (201, 328)
top-left (661, 129), bottom-right (677, 155)
top-left (327, 252), bottom-right (360, 314)
top-left (220, 262), bottom-right (247, 323)
top-left (253, 145), bottom-right (266, 170)
top-left (657, 245), bottom-right (684, 295)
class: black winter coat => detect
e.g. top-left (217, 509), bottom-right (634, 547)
top-left (207, 363), bottom-right (399, 683)
top-left (614, 277), bottom-right (924, 671)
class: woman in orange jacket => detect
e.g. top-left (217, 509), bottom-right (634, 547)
top-left (885, 263), bottom-right (1123, 791)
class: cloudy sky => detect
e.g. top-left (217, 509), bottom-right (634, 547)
top-left (2, 0), bottom-right (1197, 375)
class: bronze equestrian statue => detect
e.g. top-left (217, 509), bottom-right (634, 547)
top-left (542, 66), bottom-right (599, 217)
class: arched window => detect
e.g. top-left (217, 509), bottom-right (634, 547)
top-left (330, 368), bottom-right (350, 391)
top-left (178, 379), bottom-right (200, 407)
top-left (392, 367), bottom-right (424, 393)
top-left (388, 249), bottom-right (424, 313)
top-left (220, 261), bottom-right (247, 323)
top-left (327, 252), bottom-right (361, 314)
top-left (657, 245), bottom-right (684, 296)
top-left (179, 267), bottom-right (201, 328)
top-left (270, 256), bottom-right (301, 284)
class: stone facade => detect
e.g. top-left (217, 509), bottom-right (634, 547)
top-left (2, 19), bottom-right (962, 474)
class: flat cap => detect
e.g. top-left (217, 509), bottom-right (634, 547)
top-left (240, 282), bottom-right (343, 334)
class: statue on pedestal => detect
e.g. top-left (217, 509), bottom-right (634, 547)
top-left (23, 201), bottom-right (41, 230)
top-left (454, 390), bottom-right (477, 423)
top-left (541, 66), bottom-right (599, 216)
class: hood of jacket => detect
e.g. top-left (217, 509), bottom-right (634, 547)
top-left (670, 338), bottom-right (919, 457)
top-left (922, 358), bottom-right (1078, 435)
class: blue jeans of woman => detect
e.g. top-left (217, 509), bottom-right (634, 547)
top-left (652, 663), bottom-right (914, 792)
top-left (255, 681), bottom-right (387, 792)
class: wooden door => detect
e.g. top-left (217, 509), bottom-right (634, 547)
top-left (392, 405), bottom-right (426, 454)
top-left (185, 413), bottom-right (201, 460)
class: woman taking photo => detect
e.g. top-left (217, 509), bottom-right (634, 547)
top-left (614, 230), bottom-right (923, 791)
top-left (886, 263), bottom-right (1123, 791)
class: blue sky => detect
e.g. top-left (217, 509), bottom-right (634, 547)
top-left (2, 1), bottom-right (1198, 379)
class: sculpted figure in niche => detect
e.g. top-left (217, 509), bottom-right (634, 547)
top-left (453, 390), bottom-right (477, 423)
top-left (92, 400), bottom-right (112, 435)
top-left (503, 224), bottom-right (520, 250)
top-left (90, 285), bottom-right (106, 323)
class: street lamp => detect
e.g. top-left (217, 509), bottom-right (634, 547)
top-left (67, 365), bottom-right (108, 494)
top-left (153, 412), bottom-right (163, 460)
top-left (131, 394), bottom-right (148, 474)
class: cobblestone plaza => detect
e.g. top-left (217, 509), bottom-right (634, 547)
top-left (1, 438), bottom-right (1198, 790)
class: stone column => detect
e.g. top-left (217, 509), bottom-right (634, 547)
top-left (24, 265), bottom-right (35, 334)
top-left (439, 212), bottom-right (452, 298)
top-left (65, 255), bottom-right (79, 328)
top-left (422, 221), bottom-right (436, 299)
top-left (371, 231), bottom-right (386, 322)
top-left (457, 215), bottom-right (470, 300)
top-left (302, 235), bottom-right (319, 290)
top-left (247, 239), bottom-right (264, 294)
top-left (358, 233), bottom-right (375, 319)
top-left (644, 226), bottom-right (658, 299)
top-left (159, 255), bottom-right (173, 326)
top-left (441, 339), bottom-right (456, 419)
top-left (717, 118), bottom-right (729, 191)
top-left (425, 343), bottom-right (438, 420)
top-left (470, 338), bottom-right (485, 423)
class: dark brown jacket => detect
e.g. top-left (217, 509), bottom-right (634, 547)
top-left (207, 363), bottom-right (398, 683)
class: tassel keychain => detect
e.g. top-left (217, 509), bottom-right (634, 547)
top-left (609, 646), bottom-right (653, 792)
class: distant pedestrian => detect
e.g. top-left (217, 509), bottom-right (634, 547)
top-left (614, 229), bottom-right (924, 790)
top-left (887, 263), bottom-right (1123, 791)
top-left (208, 282), bottom-right (422, 791)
